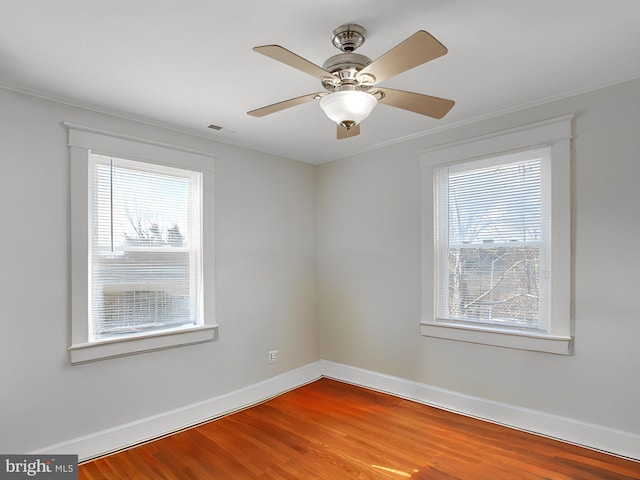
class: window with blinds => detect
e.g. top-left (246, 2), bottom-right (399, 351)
top-left (434, 147), bottom-right (551, 331)
top-left (89, 154), bottom-right (203, 341)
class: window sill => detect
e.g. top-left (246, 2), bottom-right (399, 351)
top-left (68, 325), bottom-right (218, 364)
top-left (420, 322), bottom-right (572, 355)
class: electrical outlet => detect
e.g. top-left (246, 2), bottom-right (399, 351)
top-left (269, 349), bottom-right (278, 363)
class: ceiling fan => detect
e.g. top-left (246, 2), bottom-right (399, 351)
top-left (247, 24), bottom-right (455, 139)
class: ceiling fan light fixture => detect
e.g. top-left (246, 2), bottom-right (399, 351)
top-left (319, 90), bottom-right (377, 129)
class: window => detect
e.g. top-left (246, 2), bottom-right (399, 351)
top-left (90, 155), bottom-right (201, 341)
top-left (435, 148), bottom-right (549, 331)
top-left (420, 116), bottom-right (572, 354)
top-left (68, 124), bottom-right (217, 363)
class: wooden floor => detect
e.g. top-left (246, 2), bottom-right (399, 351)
top-left (79, 378), bottom-right (640, 480)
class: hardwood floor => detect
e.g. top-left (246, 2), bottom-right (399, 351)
top-left (79, 378), bottom-right (640, 479)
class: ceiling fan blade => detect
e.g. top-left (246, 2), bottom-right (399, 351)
top-left (375, 87), bottom-right (454, 119)
top-left (357, 31), bottom-right (447, 85)
top-left (337, 123), bottom-right (361, 139)
top-left (247, 93), bottom-right (325, 117)
top-left (253, 45), bottom-right (336, 80)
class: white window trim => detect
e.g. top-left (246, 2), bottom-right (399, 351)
top-left (419, 115), bottom-right (573, 355)
top-left (67, 123), bottom-right (218, 364)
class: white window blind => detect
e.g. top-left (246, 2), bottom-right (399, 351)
top-left (89, 154), bottom-right (203, 341)
top-left (435, 147), bottom-right (551, 331)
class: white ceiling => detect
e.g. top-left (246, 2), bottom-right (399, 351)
top-left (2, 1), bottom-right (640, 165)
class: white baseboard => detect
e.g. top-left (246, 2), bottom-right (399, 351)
top-left (32, 360), bottom-right (640, 462)
top-left (319, 360), bottom-right (640, 461)
top-left (32, 362), bottom-right (323, 461)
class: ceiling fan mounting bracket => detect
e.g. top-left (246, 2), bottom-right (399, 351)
top-left (367, 88), bottom-right (386, 101)
top-left (331, 24), bottom-right (367, 52)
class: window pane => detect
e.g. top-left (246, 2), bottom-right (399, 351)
top-left (447, 245), bottom-right (540, 327)
top-left (448, 159), bottom-right (541, 245)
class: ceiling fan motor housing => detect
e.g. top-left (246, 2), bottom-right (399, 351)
top-left (322, 52), bottom-right (373, 90)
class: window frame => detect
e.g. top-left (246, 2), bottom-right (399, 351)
top-left (67, 123), bottom-right (217, 364)
top-left (420, 116), bottom-right (573, 355)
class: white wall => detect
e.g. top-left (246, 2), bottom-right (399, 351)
top-left (317, 78), bottom-right (640, 436)
top-left (0, 89), bottom-right (318, 453)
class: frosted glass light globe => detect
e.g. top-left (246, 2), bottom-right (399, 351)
top-left (319, 90), bottom-right (377, 128)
